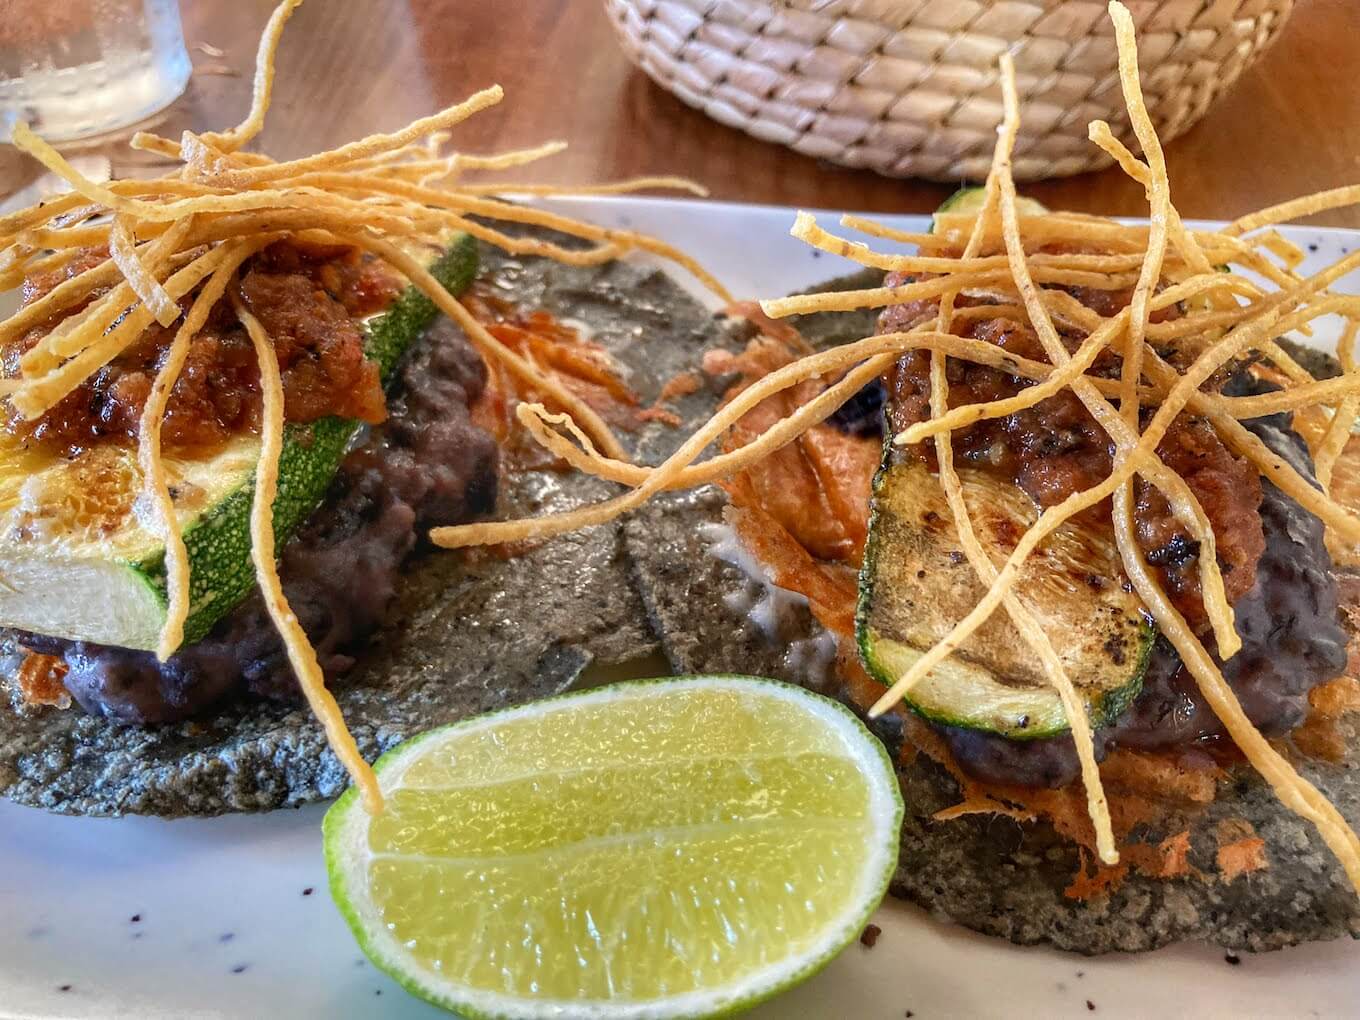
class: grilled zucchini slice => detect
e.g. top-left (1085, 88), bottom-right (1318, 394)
top-left (856, 459), bottom-right (1153, 739)
top-left (856, 187), bottom-right (1152, 739)
top-left (0, 235), bottom-right (478, 652)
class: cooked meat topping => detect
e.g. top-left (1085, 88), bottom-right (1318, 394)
top-left (5, 241), bottom-right (401, 456)
top-left (880, 270), bottom-right (1265, 629)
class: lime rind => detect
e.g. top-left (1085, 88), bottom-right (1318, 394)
top-left (323, 675), bottom-right (904, 1020)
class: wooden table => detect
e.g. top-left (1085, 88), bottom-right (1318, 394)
top-left (9, 0), bottom-right (1360, 228)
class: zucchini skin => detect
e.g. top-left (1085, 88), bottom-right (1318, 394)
top-left (856, 618), bottom-right (1153, 739)
top-left (934, 185), bottom-right (985, 215)
top-left (932, 184), bottom-right (1045, 226)
top-left (128, 235), bottom-right (480, 647)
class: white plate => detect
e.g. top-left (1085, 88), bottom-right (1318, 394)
top-left (3, 197), bottom-right (1359, 1020)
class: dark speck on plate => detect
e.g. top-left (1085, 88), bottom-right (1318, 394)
top-left (302, 887), bottom-right (314, 897)
top-left (1309, 243), bottom-right (1320, 253)
top-left (1087, 1001), bottom-right (1097, 1011)
top-left (374, 990), bottom-right (384, 997)
top-left (58, 985), bottom-right (72, 993)
top-left (905, 1012), bottom-right (915, 1018)
top-left (130, 914), bottom-right (141, 923)
top-left (219, 933), bottom-right (235, 943)
top-left (1225, 952), bottom-right (1242, 966)
top-left (131, 931), bottom-right (144, 940)
top-left (231, 964), bottom-right (249, 975)
top-left (811, 250), bottom-right (822, 258)
top-left (859, 923), bottom-right (882, 947)
top-left (1076, 970), bottom-right (1085, 978)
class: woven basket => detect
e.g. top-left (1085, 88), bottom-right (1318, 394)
top-left (604, 0), bottom-right (1295, 181)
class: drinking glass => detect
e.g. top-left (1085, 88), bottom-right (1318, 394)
top-left (0, 0), bottom-right (192, 143)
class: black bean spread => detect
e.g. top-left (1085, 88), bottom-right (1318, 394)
top-left (18, 319), bottom-right (498, 722)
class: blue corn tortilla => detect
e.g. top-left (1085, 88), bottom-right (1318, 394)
top-left (3, 245), bottom-right (1358, 955)
top-left (0, 237), bottom-right (743, 817)
top-left (622, 281), bottom-right (1360, 953)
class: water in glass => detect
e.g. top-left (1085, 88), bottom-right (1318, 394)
top-left (0, 0), bottom-right (191, 143)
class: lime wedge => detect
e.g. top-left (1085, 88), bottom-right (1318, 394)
top-left (323, 675), bottom-right (903, 1019)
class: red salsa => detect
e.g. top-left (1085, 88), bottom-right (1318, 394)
top-left (5, 240), bottom-right (404, 456)
top-left (882, 262), bottom-right (1266, 633)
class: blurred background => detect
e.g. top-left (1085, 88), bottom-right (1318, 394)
top-left (2, 0), bottom-right (1357, 225)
